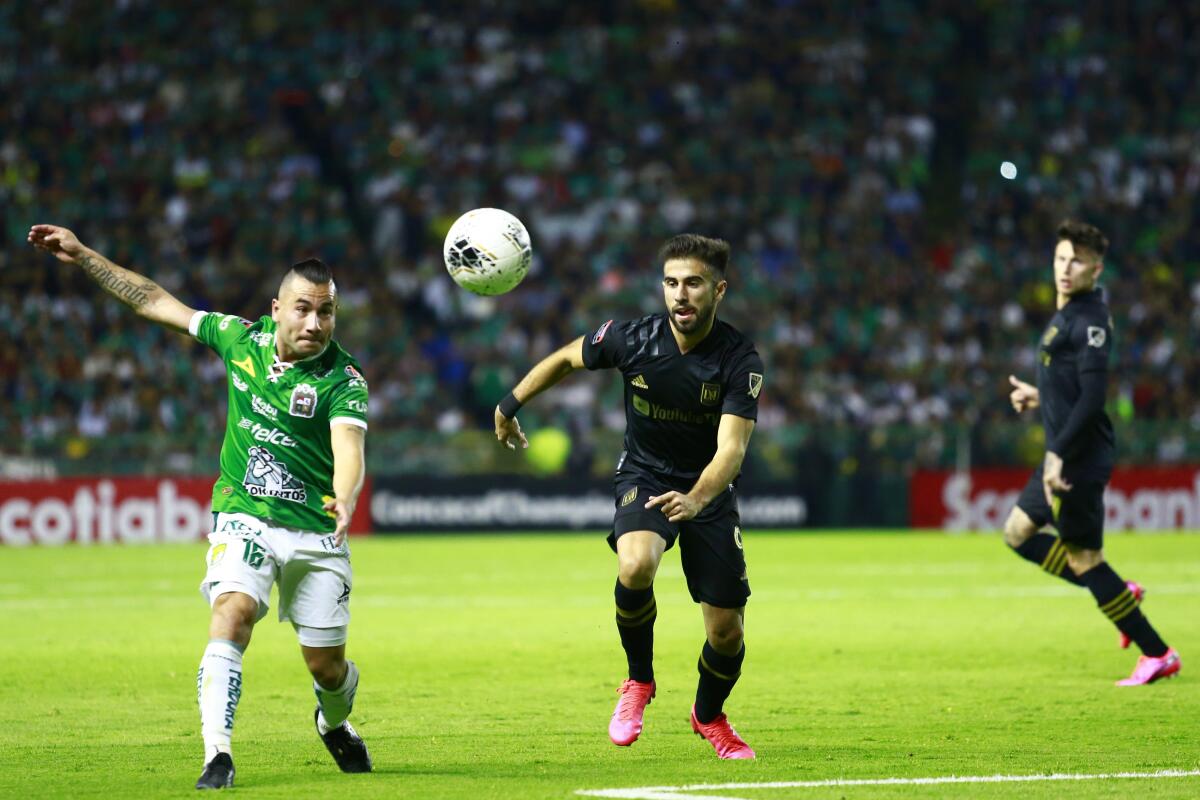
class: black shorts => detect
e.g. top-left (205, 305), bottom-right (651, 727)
top-left (608, 470), bottom-right (750, 608)
top-left (1016, 466), bottom-right (1106, 550)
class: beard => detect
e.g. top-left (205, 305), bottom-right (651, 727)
top-left (669, 302), bottom-right (714, 335)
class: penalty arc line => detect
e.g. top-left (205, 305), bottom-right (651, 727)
top-left (575, 768), bottom-right (1200, 800)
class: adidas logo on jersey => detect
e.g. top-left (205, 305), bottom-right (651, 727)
top-left (631, 374), bottom-right (649, 389)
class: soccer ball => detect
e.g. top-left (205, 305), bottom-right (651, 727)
top-left (443, 208), bottom-right (532, 296)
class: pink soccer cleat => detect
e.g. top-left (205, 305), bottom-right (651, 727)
top-left (608, 679), bottom-right (655, 746)
top-left (690, 705), bottom-right (756, 759)
top-left (1118, 582), bottom-right (1145, 649)
top-left (1116, 648), bottom-right (1181, 686)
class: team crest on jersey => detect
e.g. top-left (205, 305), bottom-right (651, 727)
top-left (700, 382), bottom-right (721, 406)
top-left (620, 487), bottom-right (638, 507)
top-left (289, 383), bottom-right (318, 418)
top-left (242, 446), bottom-right (307, 503)
top-left (748, 373), bottom-right (763, 399)
top-left (1087, 326), bottom-right (1107, 348)
top-left (592, 319), bottom-right (613, 345)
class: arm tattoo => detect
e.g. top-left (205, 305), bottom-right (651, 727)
top-left (77, 253), bottom-right (159, 310)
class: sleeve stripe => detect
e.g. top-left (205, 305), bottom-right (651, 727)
top-left (330, 416), bottom-right (368, 430)
top-left (188, 310), bottom-right (207, 337)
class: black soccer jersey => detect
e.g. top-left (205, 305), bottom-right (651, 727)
top-left (582, 313), bottom-right (764, 484)
top-left (1035, 288), bottom-right (1115, 481)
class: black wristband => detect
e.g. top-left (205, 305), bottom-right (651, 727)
top-left (498, 391), bottom-right (523, 419)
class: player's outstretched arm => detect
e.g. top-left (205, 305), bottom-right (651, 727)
top-left (647, 414), bottom-right (756, 523)
top-left (494, 336), bottom-right (585, 450)
top-left (325, 423), bottom-right (366, 546)
top-left (27, 224), bottom-right (198, 333)
top-left (1008, 374), bottom-right (1039, 412)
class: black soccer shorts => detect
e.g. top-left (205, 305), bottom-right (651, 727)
top-left (608, 470), bottom-right (750, 608)
top-left (1016, 465), bottom-right (1106, 550)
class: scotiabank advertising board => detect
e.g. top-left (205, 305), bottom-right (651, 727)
top-left (0, 477), bottom-right (372, 546)
top-left (911, 467), bottom-right (1200, 531)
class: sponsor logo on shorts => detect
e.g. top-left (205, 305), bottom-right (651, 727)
top-left (700, 382), bottom-right (721, 406)
top-left (207, 542), bottom-right (227, 565)
top-left (289, 383), bottom-right (318, 418)
top-left (620, 487), bottom-right (638, 507)
top-left (218, 517), bottom-right (253, 533)
top-left (337, 582), bottom-right (351, 605)
top-left (252, 395), bottom-right (279, 421)
top-left (231, 373), bottom-right (249, 392)
top-left (242, 446), bottom-right (307, 503)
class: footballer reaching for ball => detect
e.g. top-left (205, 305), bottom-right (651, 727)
top-left (28, 224), bottom-right (373, 788)
top-left (495, 234), bottom-right (765, 759)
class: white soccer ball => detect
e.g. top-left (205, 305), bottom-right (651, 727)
top-left (443, 208), bottom-right (532, 296)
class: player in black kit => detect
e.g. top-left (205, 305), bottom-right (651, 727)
top-left (1003, 221), bottom-right (1180, 685)
top-left (494, 234), bottom-right (763, 758)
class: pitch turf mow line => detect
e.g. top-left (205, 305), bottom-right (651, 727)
top-left (575, 769), bottom-right (1200, 800)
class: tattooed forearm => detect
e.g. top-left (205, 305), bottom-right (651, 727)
top-left (77, 252), bottom-right (160, 310)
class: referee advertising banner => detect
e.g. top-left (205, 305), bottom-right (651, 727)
top-left (369, 476), bottom-right (811, 532)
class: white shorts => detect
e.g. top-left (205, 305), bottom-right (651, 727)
top-left (200, 512), bottom-right (352, 640)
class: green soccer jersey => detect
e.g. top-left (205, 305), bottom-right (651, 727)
top-left (190, 311), bottom-right (369, 532)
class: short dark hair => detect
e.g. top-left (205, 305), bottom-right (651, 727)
top-left (657, 234), bottom-right (731, 279)
top-left (1056, 220), bottom-right (1108, 260)
top-left (286, 257), bottom-right (334, 285)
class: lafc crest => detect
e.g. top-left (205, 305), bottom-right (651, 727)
top-left (620, 487), bottom-right (638, 507)
top-left (748, 373), bottom-right (763, 399)
top-left (700, 382), bottom-right (721, 406)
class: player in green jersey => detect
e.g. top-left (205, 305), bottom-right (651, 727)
top-left (28, 225), bottom-right (372, 788)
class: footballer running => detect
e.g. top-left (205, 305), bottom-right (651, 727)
top-left (495, 234), bottom-right (765, 759)
top-left (1003, 220), bottom-right (1180, 685)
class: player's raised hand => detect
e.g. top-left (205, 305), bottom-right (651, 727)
top-left (323, 496), bottom-right (354, 547)
top-left (645, 491), bottom-right (704, 523)
top-left (494, 406), bottom-right (529, 450)
top-left (27, 224), bottom-right (86, 264)
top-left (1042, 450), bottom-right (1072, 506)
top-left (1008, 374), bottom-right (1039, 413)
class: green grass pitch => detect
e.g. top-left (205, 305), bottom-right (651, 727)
top-left (1, 531), bottom-right (1197, 799)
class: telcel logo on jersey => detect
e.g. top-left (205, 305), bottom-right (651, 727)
top-left (237, 418), bottom-right (297, 448)
top-left (251, 395), bottom-right (279, 421)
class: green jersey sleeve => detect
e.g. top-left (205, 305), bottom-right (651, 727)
top-left (328, 364), bottom-right (369, 430)
top-left (190, 310), bottom-right (254, 357)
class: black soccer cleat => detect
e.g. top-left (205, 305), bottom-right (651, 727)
top-left (195, 752), bottom-right (235, 790)
top-left (315, 708), bottom-right (373, 773)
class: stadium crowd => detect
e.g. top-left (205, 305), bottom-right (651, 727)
top-left (2, 1), bottom-right (1198, 472)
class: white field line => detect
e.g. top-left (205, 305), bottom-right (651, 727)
top-left (575, 769), bottom-right (1200, 800)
